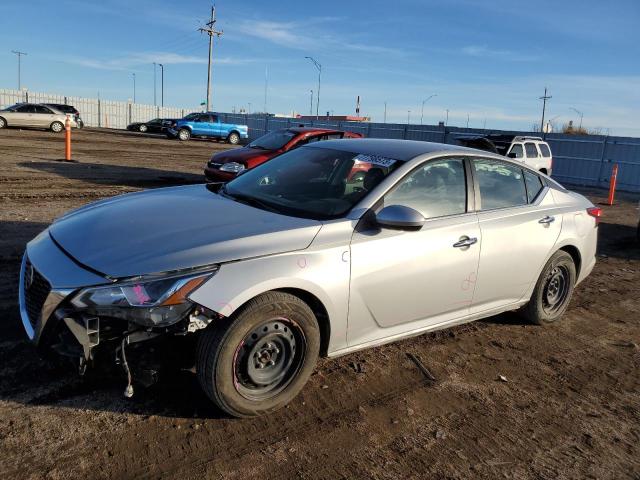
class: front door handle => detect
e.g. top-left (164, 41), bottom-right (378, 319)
top-left (453, 236), bottom-right (478, 248)
top-left (539, 215), bottom-right (555, 225)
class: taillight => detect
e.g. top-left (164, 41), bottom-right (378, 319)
top-left (586, 207), bottom-right (602, 226)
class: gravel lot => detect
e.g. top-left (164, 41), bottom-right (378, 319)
top-left (0, 128), bottom-right (639, 479)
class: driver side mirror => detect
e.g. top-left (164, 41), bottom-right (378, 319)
top-left (375, 205), bottom-right (425, 230)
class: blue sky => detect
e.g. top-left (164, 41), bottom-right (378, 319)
top-left (1, 0), bottom-right (639, 135)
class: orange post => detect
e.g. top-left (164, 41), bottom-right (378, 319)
top-left (65, 115), bottom-right (71, 161)
top-left (607, 163), bottom-right (618, 205)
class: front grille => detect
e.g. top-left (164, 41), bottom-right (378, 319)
top-left (23, 259), bottom-right (52, 329)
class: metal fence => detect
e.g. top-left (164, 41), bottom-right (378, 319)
top-left (2, 88), bottom-right (639, 192)
top-left (0, 88), bottom-right (194, 130)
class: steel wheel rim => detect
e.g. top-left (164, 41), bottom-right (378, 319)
top-left (233, 318), bottom-right (306, 401)
top-left (542, 265), bottom-right (570, 315)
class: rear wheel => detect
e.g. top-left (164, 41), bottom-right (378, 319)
top-left (196, 292), bottom-right (320, 417)
top-left (0, 117), bottom-right (6, 129)
top-left (50, 121), bottom-right (64, 133)
top-left (139, 124), bottom-right (148, 133)
top-left (227, 132), bottom-right (240, 145)
top-left (178, 128), bottom-right (191, 141)
top-left (521, 250), bottom-right (576, 325)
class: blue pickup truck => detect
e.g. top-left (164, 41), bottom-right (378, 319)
top-left (167, 112), bottom-right (249, 144)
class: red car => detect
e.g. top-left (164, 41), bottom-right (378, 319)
top-left (204, 127), bottom-right (363, 182)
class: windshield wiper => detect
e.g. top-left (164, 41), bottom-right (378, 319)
top-left (220, 186), bottom-right (281, 214)
top-left (249, 144), bottom-right (268, 150)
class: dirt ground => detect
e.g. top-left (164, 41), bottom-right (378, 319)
top-left (0, 128), bottom-right (639, 480)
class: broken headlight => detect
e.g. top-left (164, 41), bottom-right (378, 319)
top-left (70, 268), bottom-right (218, 327)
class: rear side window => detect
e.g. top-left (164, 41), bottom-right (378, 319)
top-left (509, 144), bottom-right (524, 158)
top-left (34, 105), bottom-right (52, 114)
top-left (474, 159), bottom-right (527, 210)
top-left (539, 143), bottom-right (551, 157)
top-left (525, 143), bottom-right (539, 158)
top-left (385, 158), bottom-right (467, 219)
top-left (524, 170), bottom-right (544, 203)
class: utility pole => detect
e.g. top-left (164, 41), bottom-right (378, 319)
top-left (159, 63), bottom-right (164, 107)
top-left (420, 94), bottom-right (437, 125)
top-left (384, 102), bottom-right (387, 123)
top-left (304, 56), bottom-right (321, 119)
top-left (466, 113), bottom-right (469, 128)
top-left (407, 110), bottom-right (411, 125)
top-left (199, 6), bottom-right (223, 112)
top-left (309, 90), bottom-right (313, 115)
top-left (264, 65), bottom-right (268, 113)
top-left (11, 50), bottom-right (27, 90)
top-left (132, 73), bottom-right (136, 103)
top-left (539, 87), bottom-right (552, 133)
top-left (570, 107), bottom-right (583, 129)
top-left (248, 102), bottom-right (251, 114)
top-left (445, 109), bottom-right (449, 126)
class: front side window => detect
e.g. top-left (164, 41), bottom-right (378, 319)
top-left (525, 143), bottom-right (539, 158)
top-left (539, 143), bottom-right (551, 157)
top-left (524, 170), bottom-right (544, 203)
top-left (224, 147), bottom-right (400, 219)
top-left (474, 159), bottom-right (527, 210)
top-left (16, 104), bottom-right (34, 113)
top-left (384, 158), bottom-right (467, 219)
top-left (509, 144), bottom-right (524, 158)
top-left (249, 130), bottom-right (297, 150)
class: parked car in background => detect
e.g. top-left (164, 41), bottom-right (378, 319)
top-left (18, 139), bottom-right (598, 417)
top-left (204, 127), bottom-right (364, 182)
top-left (0, 103), bottom-right (79, 132)
top-left (42, 103), bottom-right (84, 128)
top-left (167, 112), bottom-right (248, 144)
top-left (127, 118), bottom-right (177, 134)
top-left (458, 135), bottom-right (553, 175)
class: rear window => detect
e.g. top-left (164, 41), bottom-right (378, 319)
top-left (539, 143), bottom-right (551, 157)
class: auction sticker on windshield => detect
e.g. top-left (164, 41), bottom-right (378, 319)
top-left (354, 153), bottom-right (397, 168)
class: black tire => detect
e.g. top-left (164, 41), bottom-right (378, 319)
top-left (178, 128), bottom-right (191, 141)
top-left (50, 121), bottom-right (64, 133)
top-left (227, 132), bottom-right (240, 145)
top-left (0, 117), bottom-right (6, 129)
top-left (521, 250), bottom-right (576, 325)
top-left (197, 291), bottom-right (320, 417)
top-left (139, 124), bottom-right (148, 133)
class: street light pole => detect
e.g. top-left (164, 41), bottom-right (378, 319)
top-left (309, 90), bottom-right (313, 116)
top-left (420, 94), bottom-right (437, 125)
top-left (445, 109), bottom-right (449, 126)
top-left (152, 62), bottom-right (157, 106)
top-left (407, 110), bottom-right (411, 125)
top-left (305, 56), bottom-right (321, 120)
top-left (158, 63), bottom-right (164, 107)
top-left (132, 73), bottom-right (136, 103)
top-left (11, 50), bottom-right (27, 90)
top-left (384, 101), bottom-right (387, 123)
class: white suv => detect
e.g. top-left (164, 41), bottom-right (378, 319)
top-left (458, 135), bottom-right (553, 176)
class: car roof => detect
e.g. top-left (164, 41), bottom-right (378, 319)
top-left (304, 138), bottom-right (481, 162)
top-left (286, 126), bottom-right (347, 134)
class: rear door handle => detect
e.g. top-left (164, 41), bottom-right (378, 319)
top-left (539, 215), bottom-right (555, 224)
top-left (453, 236), bottom-right (478, 248)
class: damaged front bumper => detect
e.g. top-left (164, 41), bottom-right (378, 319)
top-left (18, 230), bottom-right (216, 393)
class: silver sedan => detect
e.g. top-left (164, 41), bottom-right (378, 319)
top-left (0, 103), bottom-right (78, 132)
top-left (18, 139), bottom-right (599, 416)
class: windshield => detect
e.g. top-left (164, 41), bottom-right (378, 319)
top-left (1, 103), bottom-right (21, 112)
top-left (183, 112), bottom-right (199, 120)
top-left (249, 129), bottom-right (297, 150)
top-left (224, 146), bottom-right (400, 219)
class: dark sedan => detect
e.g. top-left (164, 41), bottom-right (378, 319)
top-left (127, 118), bottom-right (176, 134)
top-left (204, 126), bottom-right (363, 182)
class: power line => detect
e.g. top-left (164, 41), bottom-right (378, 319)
top-left (11, 50), bottom-right (27, 90)
top-left (198, 6), bottom-right (223, 112)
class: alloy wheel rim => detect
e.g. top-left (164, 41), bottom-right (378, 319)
top-left (233, 318), bottom-right (305, 401)
top-left (542, 265), bottom-right (570, 315)
top-left (53, 123), bottom-right (62, 132)
top-left (179, 130), bottom-right (189, 140)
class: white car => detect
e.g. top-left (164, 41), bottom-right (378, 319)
top-left (460, 135), bottom-right (553, 175)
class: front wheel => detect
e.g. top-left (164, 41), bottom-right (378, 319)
top-left (178, 128), bottom-right (191, 141)
top-left (521, 250), bottom-right (576, 325)
top-left (196, 292), bottom-right (320, 417)
top-left (50, 121), bottom-right (64, 133)
top-left (227, 132), bottom-right (240, 145)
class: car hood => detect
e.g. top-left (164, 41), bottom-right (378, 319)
top-left (49, 184), bottom-right (322, 278)
top-left (212, 147), bottom-right (276, 165)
